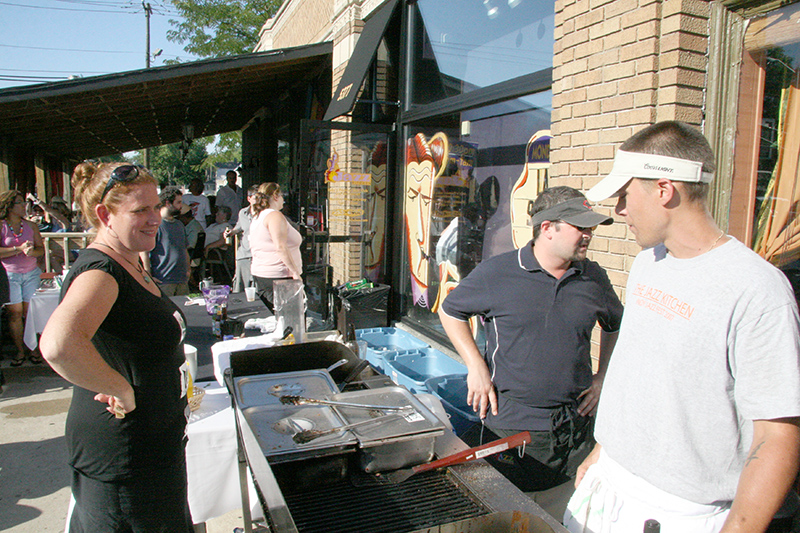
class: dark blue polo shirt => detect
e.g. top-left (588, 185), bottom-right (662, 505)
top-left (440, 241), bottom-right (623, 431)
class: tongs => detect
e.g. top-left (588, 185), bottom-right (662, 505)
top-left (292, 413), bottom-right (403, 444)
top-left (279, 395), bottom-right (410, 411)
top-left (376, 431), bottom-right (532, 483)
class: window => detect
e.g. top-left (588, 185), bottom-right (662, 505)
top-left (410, 0), bottom-right (554, 105)
top-left (401, 100), bottom-right (552, 336)
top-left (731, 2), bottom-right (800, 297)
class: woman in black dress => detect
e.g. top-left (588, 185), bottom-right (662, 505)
top-left (40, 162), bottom-right (192, 532)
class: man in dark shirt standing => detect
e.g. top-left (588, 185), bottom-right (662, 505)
top-left (143, 186), bottom-right (190, 296)
top-left (439, 186), bottom-right (622, 518)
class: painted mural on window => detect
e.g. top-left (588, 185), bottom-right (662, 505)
top-left (405, 131), bottom-right (502, 314)
top-left (405, 132), bottom-right (448, 307)
top-left (365, 142), bottom-right (387, 281)
top-left (510, 130), bottom-right (550, 248)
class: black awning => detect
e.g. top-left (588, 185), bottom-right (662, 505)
top-left (323, 0), bottom-right (398, 121)
top-left (0, 42), bottom-right (331, 159)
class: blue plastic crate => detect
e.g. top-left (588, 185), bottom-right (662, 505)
top-left (425, 374), bottom-right (481, 436)
top-left (362, 346), bottom-right (388, 373)
top-left (355, 327), bottom-right (429, 352)
top-left (355, 327), bottom-right (429, 374)
top-left (384, 348), bottom-right (467, 393)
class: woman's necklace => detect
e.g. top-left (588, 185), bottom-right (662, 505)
top-left (93, 242), bottom-right (153, 284)
top-left (706, 230), bottom-right (725, 254)
top-left (5, 219), bottom-right (23, 240)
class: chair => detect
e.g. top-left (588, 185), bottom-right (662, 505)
top-left (189, 233), bottom-right (205, 290)
top-left (203, 247), bottom-right (234, 286)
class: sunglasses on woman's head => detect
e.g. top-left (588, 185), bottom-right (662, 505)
top-left (100, 165), bottom-right (145, 203)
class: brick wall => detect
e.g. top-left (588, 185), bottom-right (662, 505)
top-left (552, 0), bottom-right (711, 363)
top-left (256, 0), bottom-right (333, 51)
top-left (552, 0), bottom-right (711, 303)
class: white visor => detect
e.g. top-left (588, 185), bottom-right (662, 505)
top-left (587, 149), bottom-right (714, 202)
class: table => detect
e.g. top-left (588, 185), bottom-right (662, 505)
top-left (24, 288), bottom-right (60, 350)
top-left (186, 381), bottom-right (261, 524)
top-left (172, 294), bottom-right (273, 380)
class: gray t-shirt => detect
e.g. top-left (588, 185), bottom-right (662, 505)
top-left (595, 237), bottom-right (800, 504)
top-left (149, 218), bottom-right (189, 285)
top-left (233, 207), bottom-right (254, 260)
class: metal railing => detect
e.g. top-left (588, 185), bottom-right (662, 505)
top-left (40, 232), bottom-right (93, 273)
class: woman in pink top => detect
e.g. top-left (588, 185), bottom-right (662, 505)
top-left (0, 190), bottom-right (44, 365)
top-left (250, 183), bottom-right (302, 311)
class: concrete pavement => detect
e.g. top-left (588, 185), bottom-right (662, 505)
top-left (0, 358), bottom-right (244, 533)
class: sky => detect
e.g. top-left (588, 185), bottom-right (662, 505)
top-left (0, 0), bottom-right (200, 90)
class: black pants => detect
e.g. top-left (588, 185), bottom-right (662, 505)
top-left (252, 275), bottom-right (292, 313)
top-left (460, 409), bottom-right (593, 492)
top-left (68, 467), bottom-right (193, 533)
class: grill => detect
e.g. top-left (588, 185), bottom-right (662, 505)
top-left (279, 471), bottom-right (488, 533)
top-left (227, 342), bottom-right (568, 533)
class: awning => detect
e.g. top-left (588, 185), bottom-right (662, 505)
top-left (323, 0), bottom-right (398, 121)
top-left (0, 42), bottom-right (332, 159)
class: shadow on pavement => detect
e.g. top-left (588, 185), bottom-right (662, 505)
top-left (0, 363), bottom-right (71, 400)
top-left (0, 435), bottom-right (70, 531)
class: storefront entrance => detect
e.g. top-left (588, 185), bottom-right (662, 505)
top-left (296, 119), bottom-right (394, 318)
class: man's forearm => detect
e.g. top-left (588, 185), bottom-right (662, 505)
top-left (438, 309), bottom-right (483, 368)
top-left (721, 418), bottom-right (800, 532)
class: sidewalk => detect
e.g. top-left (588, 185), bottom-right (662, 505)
top-left (0, 358), bottom-right (244, 533)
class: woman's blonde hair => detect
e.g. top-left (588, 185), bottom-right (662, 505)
top-left (253, 182), bottom-right (281, 215)
top-left (0, 190), bottom-right (22, 220)
top-left (71, 161), bottom-right (157, 229)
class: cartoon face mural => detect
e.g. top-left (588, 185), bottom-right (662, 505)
top-left (405, 132), bottom-right (447, 307)
top-left (365, 142), bottom-right (387, 281)
top-left (510, 130), bottom-right (551, 248)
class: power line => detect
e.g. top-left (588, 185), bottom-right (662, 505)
top-left (0, 42), bottom-right (140, 54)
top-left (49, 0), bottom-right (136, 6)
top-left (0, 75), bottom-right (69, 81)
top-left (0, 67), bottom-right (108, 73)
top-left (0, 1), bottom-right (137, 13)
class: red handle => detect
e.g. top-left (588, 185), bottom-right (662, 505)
top-left (412, 431), bottom-right (532, 474)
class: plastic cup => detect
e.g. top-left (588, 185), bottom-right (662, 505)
top-left (356, 340), bottom-right (368, 359)
top-left (184, 344), bottom-right (198, 381)
top-left (244, 286), bottom-right (256, 302)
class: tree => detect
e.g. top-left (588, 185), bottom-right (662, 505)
top-left (199, 132), bottom-right (241, 169)
top-left (166, 0), bottom-right (282, 58)
top-left (132, 141), bottom-right (209, 187)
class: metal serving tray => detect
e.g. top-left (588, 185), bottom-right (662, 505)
top-left (241, 404), bottom-right (357, 464)
top-left (233, 370), bottom-right (338, 409)
top-left (330, 386), bottom-right (446, 473)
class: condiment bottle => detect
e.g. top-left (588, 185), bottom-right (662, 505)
top-left (643, 519), bottom-right (660, 532)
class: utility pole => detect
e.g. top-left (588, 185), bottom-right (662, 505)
top-left (144, 1), bottom-right (152, 68)
top-left (143, 1), bottom-right (152, 169)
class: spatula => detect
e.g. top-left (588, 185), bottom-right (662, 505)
top-left (376, 430), bottom-right (532, 483)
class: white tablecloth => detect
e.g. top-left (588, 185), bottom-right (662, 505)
top-left (24, 288), bottom-right (60, 350)
top-left (186, 381), bottom-right (261, 524)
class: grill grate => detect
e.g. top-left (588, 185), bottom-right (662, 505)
top-left (279, 470), bottom-right (489, 533)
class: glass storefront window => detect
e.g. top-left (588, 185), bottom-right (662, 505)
top-left (731, 2), bottom-right (800, 298)
top-left (401, 97), bottom-right (551, 336)
top-left (410, 0), bottom-right (554, 105)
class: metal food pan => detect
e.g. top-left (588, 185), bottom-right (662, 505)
top-left (241, 404), bottom-right (357, 464)
top-left (331, 386), bottom-right (446, 442)
top-left (233, 370), bottom-right (338, 409)
top-left (330, 386), bottom-right (445, 473)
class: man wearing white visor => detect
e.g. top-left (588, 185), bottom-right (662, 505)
top-left (564, 121), bottom-right (800, 533)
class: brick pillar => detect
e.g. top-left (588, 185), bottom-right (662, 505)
top-left (328, 1), bottom-right (367, 285)
top-left (552, 0), bottom-right (711, 297)
top-left (552, 0), bottom-right (711, 362)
